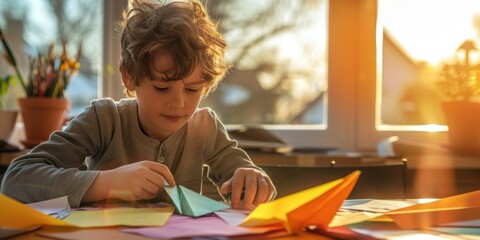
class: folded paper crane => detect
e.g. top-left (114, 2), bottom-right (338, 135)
top-left (164, 185), bottom-right (230, 217)
top-left (240, 171), bottom-right (361, 234)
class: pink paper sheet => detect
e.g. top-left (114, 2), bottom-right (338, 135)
top-left (122, 214), bottom-right (281, 239)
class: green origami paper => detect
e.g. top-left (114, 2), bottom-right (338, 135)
top-left (164, 185), bottom-right (230, 217)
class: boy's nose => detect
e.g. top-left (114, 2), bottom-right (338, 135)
top-left (166, 91), bottom-right (185, 108)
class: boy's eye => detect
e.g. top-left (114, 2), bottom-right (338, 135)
top-left (154, 86), bottom-right (168, 91)
top-left (186, 88), bottom-right (201, 92)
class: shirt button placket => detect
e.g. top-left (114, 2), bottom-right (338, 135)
top-left (157, 145), bottom-right (165, 163)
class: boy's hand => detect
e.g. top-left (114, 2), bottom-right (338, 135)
top-left (220, 168), bottom-right (276, 210)
top-left (83, 161), bottom-right (175, 202)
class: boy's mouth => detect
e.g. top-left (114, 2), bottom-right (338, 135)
top-left (162, 114), bottom-right (184, 122)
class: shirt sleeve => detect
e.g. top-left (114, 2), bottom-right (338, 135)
top-left (200, 109), bottom-right (266, 187)
top-left (0, 101), bottom-right (110, 207)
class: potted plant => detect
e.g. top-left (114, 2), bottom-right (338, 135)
top-left (437, 39), bottom-right (480, 155)
top-left (0, 28), bottom-right (81, 148)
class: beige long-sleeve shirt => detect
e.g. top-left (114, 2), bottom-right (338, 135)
top-left (1, 98), bottom-right (261, 207)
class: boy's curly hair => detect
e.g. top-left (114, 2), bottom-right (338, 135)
top-left (119, 0), bottom-right (228, 97)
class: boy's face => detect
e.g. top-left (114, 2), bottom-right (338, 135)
top-left (123, 50), bottom-right (206, 142)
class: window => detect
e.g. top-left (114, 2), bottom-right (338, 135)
top-left (352, 0), bottom-right (480, 150)
top-left (378, 0), bottom-right (480, 128)
top-left (0, 0), bottom-right (103, 117)
top-left (7, 0), bottom-right (469, 151)
top-left (200, 0), bottom-right (328, 126)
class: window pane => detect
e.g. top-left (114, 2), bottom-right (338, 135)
top-left (379, 0), bottom-right (480, 127)
top-left (0, 0), bottom-right (102, 116)
top-left (201, 0), bottom-right (328, 125)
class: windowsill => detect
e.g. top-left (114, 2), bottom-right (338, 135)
top-left (403, 153), bottom-right (480, 169)
top-left (391, 140), bottom-right (480, 169)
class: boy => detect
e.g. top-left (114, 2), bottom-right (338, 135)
top-left (1, 0), bottom-right (276, 210)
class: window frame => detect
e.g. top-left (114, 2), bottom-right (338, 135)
top-left (102, 0), bottom-right (127, 101)
top-left (102, 0), bottom-right (449, 152)
top-left (356, 0), bottom-right (448, 150)
top-left (275, 0), bottom-right (448, 151)
top-left (271, 0), bottom-right (364, 151)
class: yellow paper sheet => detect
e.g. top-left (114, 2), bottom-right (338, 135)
top-left (64, 206), bottom-right (174, 227)
top-left (37, 227), bottom-right (156, 240)
top-left (240, 171), bottom-right (360, 233)
top-left (0, 194), bottom-right (73, 228)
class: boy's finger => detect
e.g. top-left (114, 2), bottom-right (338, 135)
top-left (147, 162), bottom-right (175, 187)
top-left (252, 178), bottom-right (269, 206)
top-left (241, 175), bottom-right (257, 208)
top-left (230, 173), bottom-right (247, 208)
top-left (220, 179), bottom-right (232, 195)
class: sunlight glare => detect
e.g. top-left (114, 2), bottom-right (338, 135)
top-left (422, 124), bottom-right (447, 132)
top-left (377, 124), bottom-right (447, 132)
top-left (389, 233), bottom-right (450, 240)
top-left (381, 0), bottom-right (480, 65)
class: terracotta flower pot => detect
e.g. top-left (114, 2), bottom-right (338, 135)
top-left (442, 101), bottom-right (480, 155)
top-left (18, 97), bottom-right (70, 148)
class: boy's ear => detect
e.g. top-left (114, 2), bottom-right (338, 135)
top-left (120, 66), bottom-right (136, 91)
